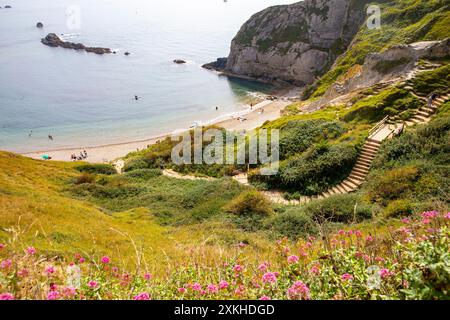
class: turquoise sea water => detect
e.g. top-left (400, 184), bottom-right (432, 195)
top-left (0, 0), bottom-right (297, 153)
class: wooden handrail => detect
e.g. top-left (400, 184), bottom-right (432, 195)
top-left (369, 115), bottom-right (389, 137)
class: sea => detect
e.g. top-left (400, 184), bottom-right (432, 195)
top-left (0, 0), bottom-right (298, 153)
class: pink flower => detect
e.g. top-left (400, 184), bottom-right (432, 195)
top-left (233, 264), bottom-right (243, 273)
top-left (379, 268), bottom-right (394, 279)
top-left (178, 287), bottom-right (186, 294)
top-left (88, 280), bottom-right (98, 289)
top-left (219, 280), bottom-right (229, 290)
top-left (26, 247), bottom-right (36, 255)
top-left (365, 235), bottom-right (374, 242)
top-left (1, 259), bottom-right (12, 269)
top-left (287, 255), bottom-right (299, 264)
top-left (238, 242), bottom-right (247, 248)
top-left (422, 211), bottom-right (439, 219)
top-left (17, 269), bottom-right (29, 278)
top-left (47, 291), bottom-right (59, 300)
top-left (134, 292), bottom-right (151, 300)
top-left (287, 281), bottom-right (310, 300)
top-left (62, 287), bottom-right (77, 298)
top-left (262, 272), bottom-right (277, 283)
top-left (375, 256), bottom-right (385, 263)
top-left (401, 218), bottom-right (410, 224)
top-left (341, 273), bottom-right (354, 281)
top-left (444, 212), bottom-right (450, 219)
top-left (144, 273), bottom-right (152, 280)
top-left (207, 284), bottom-right (218, 294)
top-left (78, 257), bottom-right (85, 264)
top-left (0, 243), bottom-right (5, 250)
top-left (101, 256), bottom-right (110, 264)
top-left (0, 293), bottom-right (14, 300)
top-left (259, 296), bottom-right (271, 300)
top-left (192, 283), bottom-right (202, 291)
top-left (258, 262), bottom-right (268, 272)
top-left (309, 266), bottom-right (320, 275)
top-left (45, 266), bottom-right (55, 275)
top-left (355, 230), bottom-right (362, 237)
top-left (338, 230), bottom-right (345, 236)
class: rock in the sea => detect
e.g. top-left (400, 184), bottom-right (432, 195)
top-left (36, 22), bottom-right (44, 28)
top-left (202, 58), bottom-right (227, 71)
top-left (173, 59), bottom-right (186, 64)
top-left (5, 5), bottom-right (12, 8)
top-left (124, 52), bottom-right (130, 56)
top-left (223, 0), bottom-right (369, 86)
top-left (41, 33), bottom-right (112, 54)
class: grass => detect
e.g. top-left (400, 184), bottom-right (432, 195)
top-left (0, 152), bottom-right (276, 275)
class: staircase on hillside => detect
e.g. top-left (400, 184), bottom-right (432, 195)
top-left (232, 88), bottom-right (450, 206)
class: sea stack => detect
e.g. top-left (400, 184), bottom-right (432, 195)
top-left (36, 22), bottom-right (44, 28)
top-left (173, 59), bottom-right (186, 64)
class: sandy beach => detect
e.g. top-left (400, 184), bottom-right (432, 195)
top-left (20, 99), bottom-right (292, 163)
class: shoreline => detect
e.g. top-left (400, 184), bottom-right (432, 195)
top-left (19, 98), bottom-right (293, 163)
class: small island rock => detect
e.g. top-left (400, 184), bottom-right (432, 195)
top-left (173, 59), bottom-right (186, 64)
top-left (36, 22), bottom-right (44, 28)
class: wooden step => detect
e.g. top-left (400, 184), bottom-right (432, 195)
top-left (335, 184), bottom-right (347, 194)
top-left (350, 171), bottom-right (367, 180)
top-left (367, 138), bottom-right (382, 145)
top-left (413, 114), bottom-right (428, 122)
top-left (416, 110), bottom-right (430, 117)
top-left (352, 167), bottom-right (369, 176)
top-left (411, 118), bottom-right (424, 124)
top-left (354, 164), bottom-right (370, 172)
top-left (348, 177), bottom-right (363, 186)
top-left (342, 179), bottom-right (358, 190)
top-left (357, 157), bottom-right (373, 166)
top-left (420, 107), bottom-right (434, 113)
top-left (332, 186), bottom-right (343, 194)
top-left (359, 152), bottom-right (376, 160)
top-left (364, 142), bottom-right (381, 150)
top-left (362, 143), bottom-right (380, 152)
top-left (340, 183), bottom-right (353, 193)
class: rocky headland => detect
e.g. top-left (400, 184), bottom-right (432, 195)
top-left (204, 0), bottom-right (370, 86)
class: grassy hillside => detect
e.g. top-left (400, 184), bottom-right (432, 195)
top-left (0, 153), bottom-right (276, 275)
top-left (307, 0), bottom-right (450, 98)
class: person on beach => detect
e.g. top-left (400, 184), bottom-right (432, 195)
top-left (83, 150), bottom-right (87, 158)
top-left (48, 134), bottom-right (53, 140)
top-left (28, 130), bottom-right (32, 138)
top-left (134, 95), bottom-right (140, 101)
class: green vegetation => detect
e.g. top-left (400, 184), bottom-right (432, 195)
top-left (309, 0), bottom-right (450, 98)
top-left (342, 87), bottom-right (422, 123)
top-left (410, 64), bottom-right (450, 96)
top-left (75, 163), bottom-right (116, 175)
top-left (373, 57), bottom-right (412, 74)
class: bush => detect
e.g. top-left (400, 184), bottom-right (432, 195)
top-left (411, 64), bottom-right (450, 96)
top-left (367, 166), bottom-right (419, 205)
top-left (225, 190), bottom-right (273, 217)
top-left (342, 88), bottom-right (422, 123)
top-left (302, 194), bottom-right (372, 223)
top-left (124, 169), bottom-right (161, 181)
top-left (75, 164), bottom-right (116, 175)
top-left (278, 119), bottom-right (346, 160)
top-left (383, 199), bottom-right (414, 218)
top-left (74, 173), bottom-right (96, 185)
top-left (266, 209), bottom-right (318, 240)
top-left (251, 143), bottom-right (359, 196)
top-left (123, 158), bottom-right (150, 172)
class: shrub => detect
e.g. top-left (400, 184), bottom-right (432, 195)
top-left (302, 194), bottom-right (372, 223)
top-left (123, 158), bottom-right (150, 172)
top-left (225, 190), bottom-right (273, 217)
top-left (342, 88), bottom-right (422, 123)
top-left (124, 169), bottom-right (161, 181)
top-left (384, 199), bottom-right (414, 218)
top-left (266, 209), bottom-right (318, 240)
top-left (75, 164), bottom-right (116, 175)
top-left (367, 166), bottom-right (419, 205)
top-left (74, 173), bottom-right (95, 185)
top-left (411, 64), bottom-right (450, 96)
top-left (251, 143), bottom-right (359, 196)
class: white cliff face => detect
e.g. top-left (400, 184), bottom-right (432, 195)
top-left (225, 0), bottom-right (367, 85)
